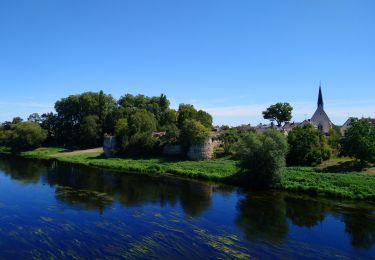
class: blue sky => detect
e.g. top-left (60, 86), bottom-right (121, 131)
top-left (0, 0), bottom-right (374, 126)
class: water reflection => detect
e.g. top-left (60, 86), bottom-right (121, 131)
top-left (236, 191), bottom-right (375, 250)
top-left (0, 157), bottom-right (374, 252)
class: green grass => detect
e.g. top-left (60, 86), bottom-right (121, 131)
top-left (282, 167), bottom-right (375, 200)
top-left (1, 146), bottom-right (374, 200)
top-left (21, 147), bottom-right (68, 159)
top-left (58, 154), bottom-right (238, 181)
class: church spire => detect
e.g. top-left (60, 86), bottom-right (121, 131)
top-left (318, 83), bottom-right (324, 108)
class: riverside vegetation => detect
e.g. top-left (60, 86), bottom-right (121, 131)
top-left (1, 91), bottom-right (375, 200)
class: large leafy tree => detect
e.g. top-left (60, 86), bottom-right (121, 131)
top-left (341, 118), bottom-right (375, 164)
top-left (263, 103), bottom-right (293, 126)
top-left (177, 104), bottom-right (213, 129)
top-left (54, 91), bottom-right (117, 147)
top-left (80, 115), bottom-right (101, 148)
top-left (236, 129), bottom-right (288, 188)
top-left (118, 93), bottom-right (170, 122)
top-left (115, 110), bottom-right (158, 155)
top-left (287, 124), bottom-right (331, 166)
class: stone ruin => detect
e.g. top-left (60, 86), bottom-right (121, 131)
top-left (163, 138), bottom-right (214, 161)
top-left (187, 138), bottom-right (213, 161)
top-left (103, 135), bottom-right (117, 157)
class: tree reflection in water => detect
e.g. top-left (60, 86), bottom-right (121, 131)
top-left (235, 191), bottom-right (375, 249)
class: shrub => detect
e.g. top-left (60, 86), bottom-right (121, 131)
top-left (341, 118), bottom-right (375, 164)
top-left (236, 129), bottom-right (288, 188)
top-left (6, 122), bottom-right (47, 152)
top-left (287, 124), bottom-right (331, 166)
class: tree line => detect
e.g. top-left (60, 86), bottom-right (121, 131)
top-left (0, 91), bottom-right (213, 155)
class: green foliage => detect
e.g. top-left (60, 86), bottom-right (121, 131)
top-left (80, 115), bottom-right (101, 148)
top-left (115, 110), bottom-right (158, 155)
top-left (262, 103), bottom-right (293, 126)
top-left (282, 167), bottom-right (375, 200)
top-left (218, 128), bottom-right (240, 156)
top-left (177, 104), bottom-right (197, 129)
top-left (236, 129), bottom-right (288, 188)
top-left (118, 93), bottom-right (170, 121)
top-left (177, 104), bottom-right (213, 129)
top-left (54, 91), bottom-right (117, 147)
top-left (196, 110), bottom-right (213, 129)
top-left (27, 113), bottom-right (42, 124)
top-left (328, 126), bottom-right (342, 151)
top-left (180, 119), bottom-right (211, 153)
top-left (2, 91), bottom-right (214, 155)
top-left (159, 109), bottom-right (178, 127)
top-left (341, 118), bottom-right (375, 164)
top-left (128, 110), bottom-right (157, 135)
top-left (287, 124), bottom-right (331, 166)
top-left (1, 122), bottom-right (47, 152)
top-left (160, 123), bottom-right (180, 144)
top-left (57, 155), bottom-right (238, 181)
top-left (114, 118), bottom-right (129, 151)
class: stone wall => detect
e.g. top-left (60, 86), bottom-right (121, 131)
top-left (187, 138), bottom-right (213, 161)
top-left (163, 144), bottom-right (182, 156)
top-left (103, 135), bottom-right (117, 157)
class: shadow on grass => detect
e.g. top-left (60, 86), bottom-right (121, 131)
top-left (87, 153), bottom-right (191, 162)
top-left (320, 161), bottom-right (367, 173)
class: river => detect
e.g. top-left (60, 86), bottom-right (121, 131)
top-left (0, 157), bottom-right (374, 259)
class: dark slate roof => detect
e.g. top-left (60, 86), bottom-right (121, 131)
top-left (318, 85), bottom-right (324, 108)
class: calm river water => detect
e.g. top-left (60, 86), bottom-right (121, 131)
top-left (0, 157), bottom-right (374, 259)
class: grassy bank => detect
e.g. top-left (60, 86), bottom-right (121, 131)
top-left (1, 147), bottom-right (374, 200)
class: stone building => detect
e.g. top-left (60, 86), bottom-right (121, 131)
top-left (310, 86), bottom-right (333, 135)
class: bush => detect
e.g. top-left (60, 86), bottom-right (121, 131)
top-left (341, 118), bottom-right (375, 164)
top-left (287, 124), bottom-right (331, 166)
top-left (5, 122), bottom-right (47, 152)
top-left (236, 129), bottom-right (288, 188)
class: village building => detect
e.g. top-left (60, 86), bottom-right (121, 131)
top-left (254, 85), bottom-right (333, 135)
top-left (310, 86), bottom-right (333, 134)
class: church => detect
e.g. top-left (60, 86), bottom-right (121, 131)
top-left (310, 85), bottom-right (333, 134)
top-left (255, 85), bottom-right (334, 135)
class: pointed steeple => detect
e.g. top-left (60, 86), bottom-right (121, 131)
top-left (318, 83), bottom-right (324, 108)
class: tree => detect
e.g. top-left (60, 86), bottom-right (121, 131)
top-left (7, 122), bottom-right (47, 152)
top-left (196, 110), bottom-right (213, 129)
top-left (118, 93), bottom-right (170, 121)
top-left (40, 112), bottom-right (58, 144)
top-left (80, 115), bottom-right (101, 148)
top-left (28, 113), bottom-right (42, 124)
top-left (177, 104), bottom-right (213, 129)
top-left (12, 117), bottom-right (23, 124)
top-left (341, 118), bottom-right (375, 164)
top-left (114, 118), bottom-right (129, 151)
top-left (263, 103), bottom-right (293, 126)
top-left (177, 104), bottom-right (197, 129)
top-left (287, 124), bottom-right (331, 166)
top-left (116, 110), bottom-right (157, 155)
top-left (54, 91), bottom-right (117, 147)
top-left (218, 128), bottom-right (240, 155)
top-left (236, 129), bottom-right (288, 188)
top-left (180, 119), bottom-right (211, 153)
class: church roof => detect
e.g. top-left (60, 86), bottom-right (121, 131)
top-left (318, 85), bottom-right (324, 108)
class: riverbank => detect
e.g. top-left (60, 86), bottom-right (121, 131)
top-left (1, 147), bottom-right (374, 200)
